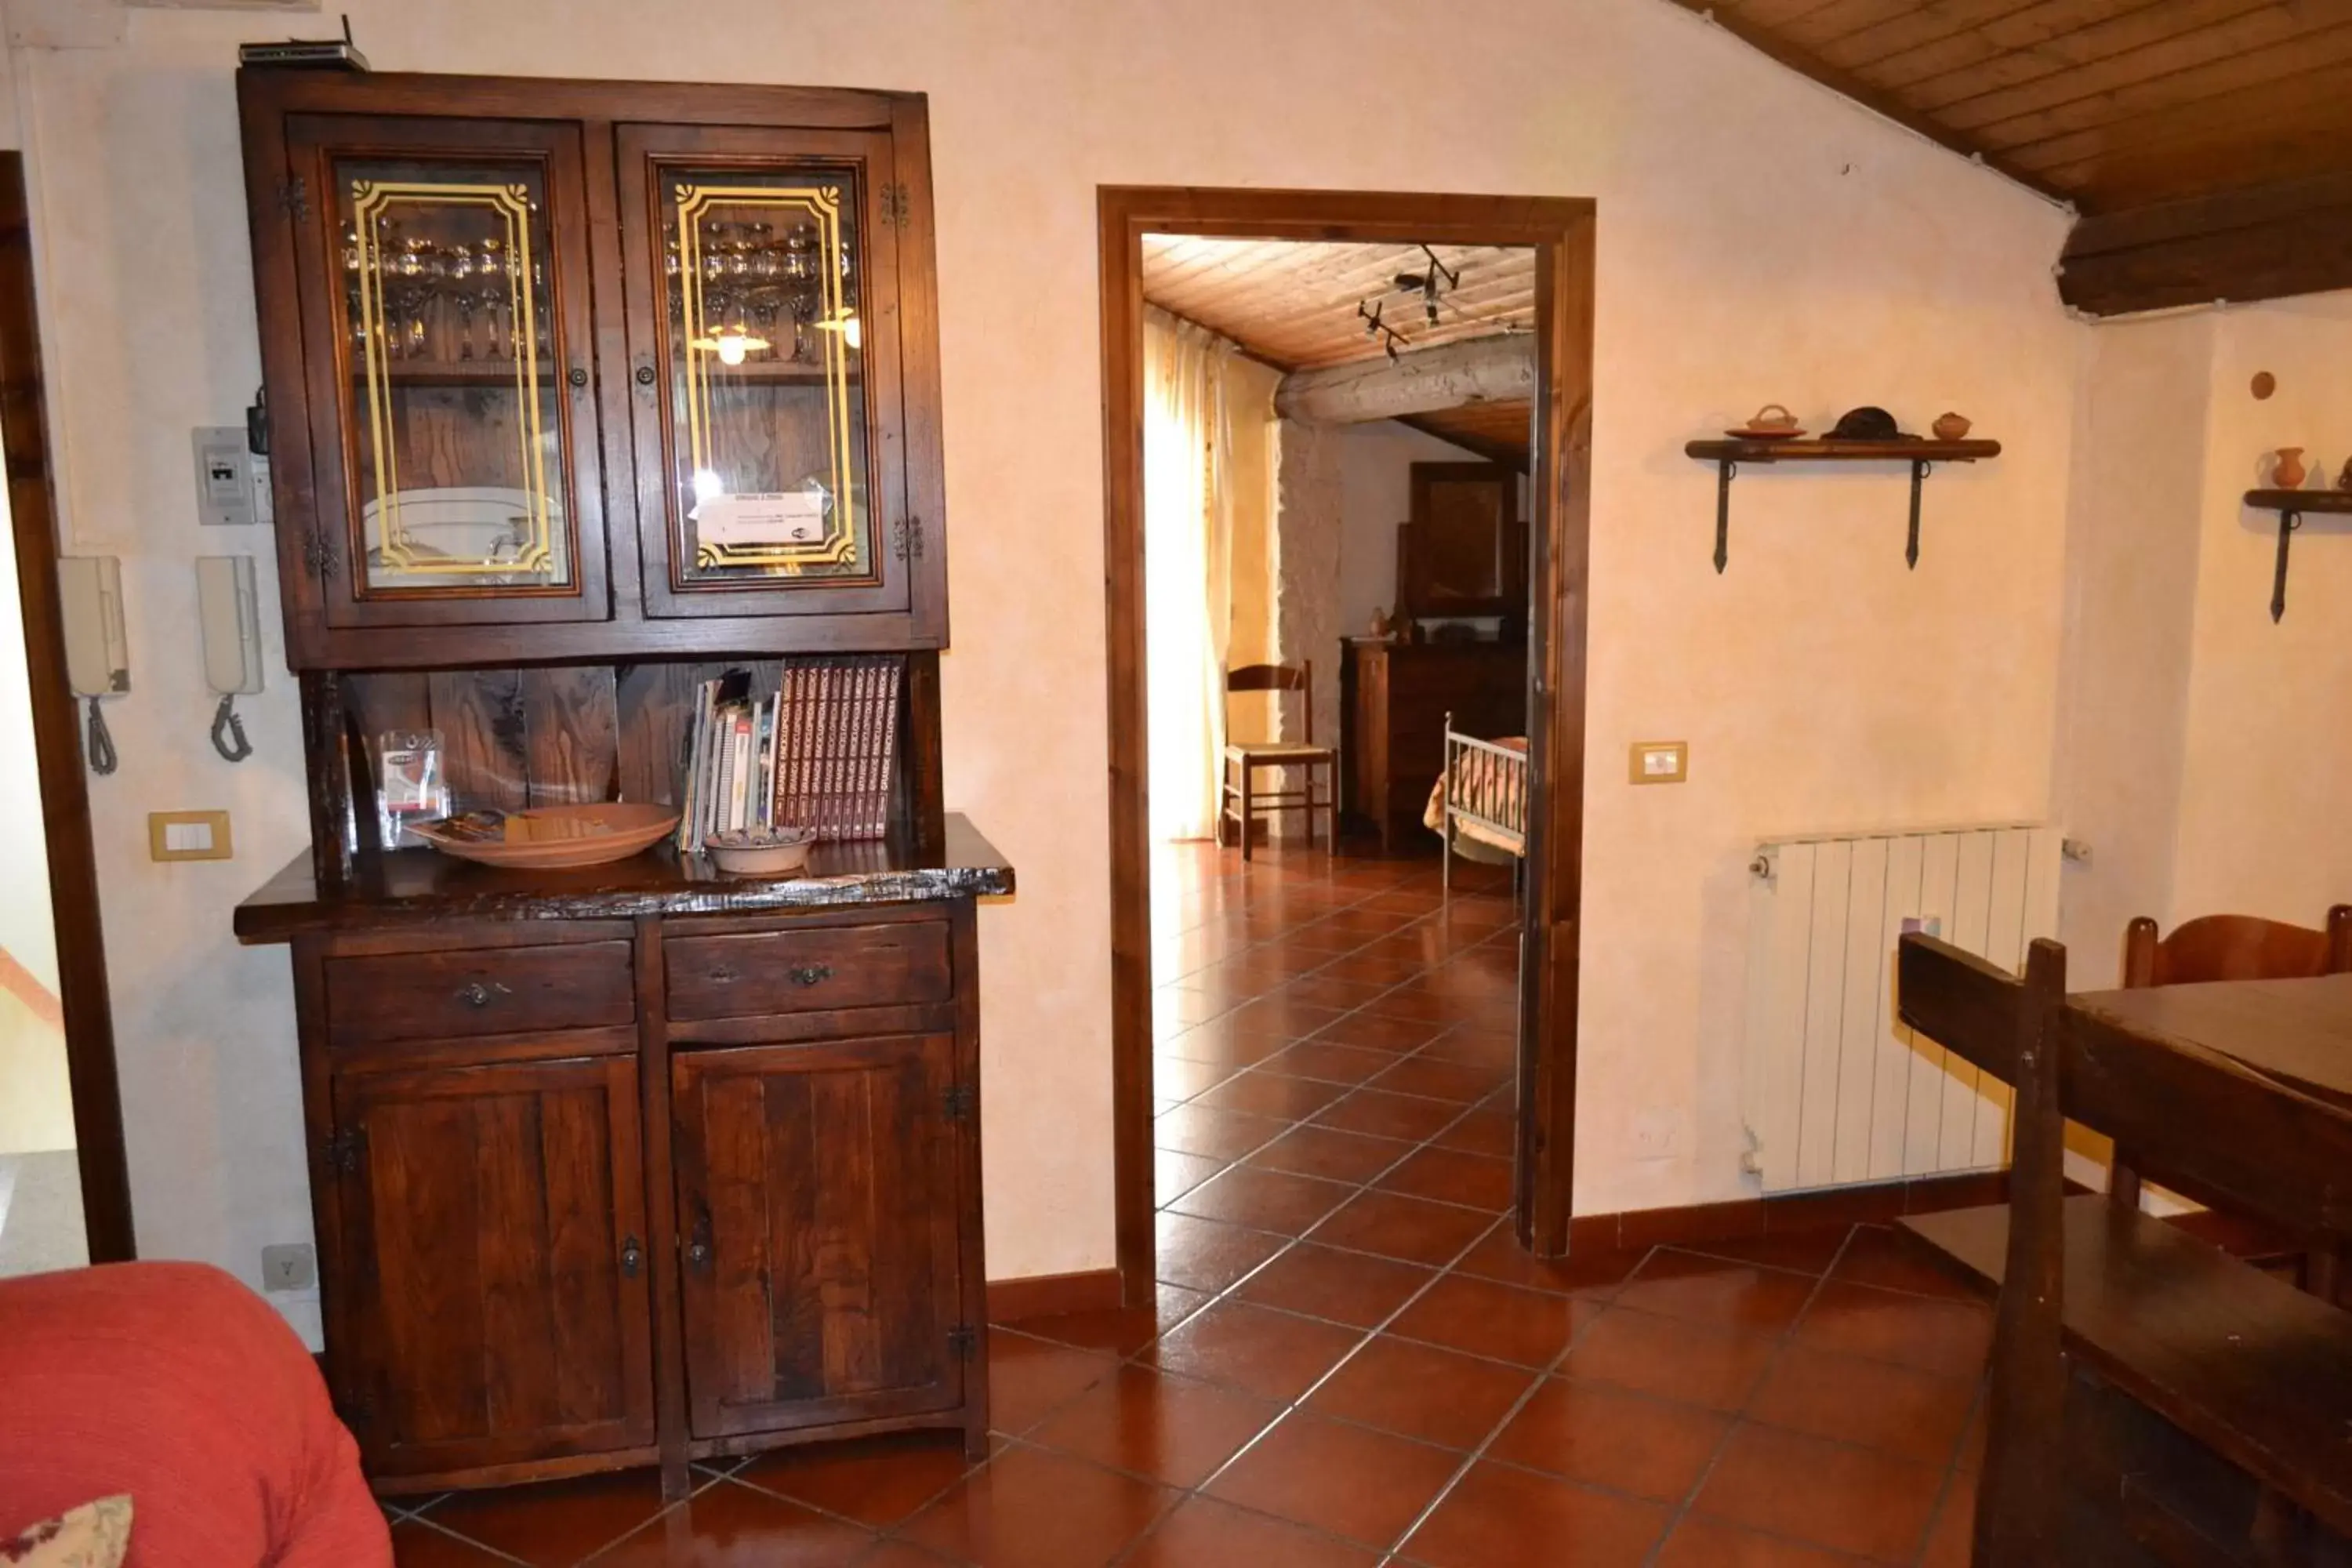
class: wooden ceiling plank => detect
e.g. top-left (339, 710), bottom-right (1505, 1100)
top-left (2037, 94), bottom-right (2352, 209)
top-left (1721, 0), bottom-right (1857, 31)
top-left (1993, 23), bottom-right (2352, 168)
top-left (1955, 4), bottom-right (2352, 138)
top-left (1819, 0), bottom-right (2060, 73)
top-left (1777, 0), bottom-right (1929, 53)
top-left (1903, 0), bottom-right (2274, 109)
top-left (1399, 408), bottom-right (1530, 472)
top-left (1662, 0), bottom-right (2069, 198)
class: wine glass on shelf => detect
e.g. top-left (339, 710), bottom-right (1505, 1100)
top-left (447, 240), bottom-right (479, 361)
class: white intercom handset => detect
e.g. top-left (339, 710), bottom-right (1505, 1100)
top-left (197, 555), bottom-right (262, 762)
top-left (56, 555), bottom-right (128, 775)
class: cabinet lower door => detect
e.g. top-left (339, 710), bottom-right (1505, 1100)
top-left (672, 1034), bottom-right (966, 1439)
top-left (329, 1055), bottom-right (655, 1478)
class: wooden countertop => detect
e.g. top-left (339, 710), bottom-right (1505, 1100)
top-left (234, 812), bottom-right (1014, 944)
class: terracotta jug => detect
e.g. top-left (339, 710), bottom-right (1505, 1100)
top-left (1932, 411), bottom-right (1971, 441)
top-left (2274, 447), bottom-right (2307, 488)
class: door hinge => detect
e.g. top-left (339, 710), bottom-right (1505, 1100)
top-left (946, 1323), bottom-right (978, 1359)
top-left (324, 1126), bottom-right (365, 1176)
top-left (892, 514), bottom-right (925, 564)
top-left (278, 177), bottom-right (308, 222)
top-left (879, 182), bottom-right (910, 227)
top-left (941, 1082), bottom-right (975, 1122)
top-left (301, 525), bottom-right (339, 582)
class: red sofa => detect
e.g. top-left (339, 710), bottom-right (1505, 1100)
top-left (0, 1261), bottom-right (390, 1567)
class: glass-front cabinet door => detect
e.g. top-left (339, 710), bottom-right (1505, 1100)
top-left (283, 117), bottom-right (610, 629)
top-left (617, 125), bottom-right (911, 620)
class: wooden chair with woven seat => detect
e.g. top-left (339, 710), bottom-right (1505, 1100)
top-left (2117, 904), bottom-right (2352, 1295)
top-left (1218, 662), bottom-right (1338, 861)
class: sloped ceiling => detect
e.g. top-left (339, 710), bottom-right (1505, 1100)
top-left (1671, 0), bottom-right (2352, 314)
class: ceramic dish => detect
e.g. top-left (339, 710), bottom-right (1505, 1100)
top-left (706, 826), bottom-right (818, 877)
top-left (412, 802), bottom-right (680, 869)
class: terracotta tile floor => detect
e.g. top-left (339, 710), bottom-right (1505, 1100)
top-left (387, 843), bottom-right (1985, 1566)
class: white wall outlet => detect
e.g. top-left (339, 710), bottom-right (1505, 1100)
top-left (1628, 740), bottom-right (1688, 785)
top-left (261, 1242), bottom-right (316, 1293)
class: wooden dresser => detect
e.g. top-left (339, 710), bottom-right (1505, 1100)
top-left (1340, 637), bottom-right (1526, 851)
top-left (230, 68), bottom-right (1004, 1500)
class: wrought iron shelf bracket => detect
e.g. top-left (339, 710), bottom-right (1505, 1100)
top-left (2243, 489), bottom-right (2352, 622)
top-left (1685, 437), bottom-right (2002, 574)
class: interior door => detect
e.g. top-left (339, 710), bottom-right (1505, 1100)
top-left (615, 123), bottom-right (913, 622)
top-left (328, 1054), bottom-right (654, 1477)
top-left (670, 1033), bottom-right (964, 1439)
top-left (283, 114), bottom-right (611, 631)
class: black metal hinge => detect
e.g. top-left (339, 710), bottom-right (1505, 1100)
top-left (324, 1126), bottom-right (365, 1175)
top-left (278, 177), bottom-right (308, 222)
top-left (946, 1323), bottom-right (978, 1359)
top-left (301, 526), bottom-right (339, 582)
top-left (892, 514), bottom-right (925, 564)
top-left (879, 183), bottom-right (911, 227)
top-left (942, 1082), bottom-right (976, 1122)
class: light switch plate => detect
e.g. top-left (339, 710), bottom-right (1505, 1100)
top-left (148, 810), bottom-right (233, 862)
top-left (1628, 740), bottom-right (1688, 785)
top-left (261, 1242), bottom-right (316, 1293)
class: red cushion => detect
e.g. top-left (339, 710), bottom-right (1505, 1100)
top-left (0, 1262), bottom-right (390, 1568)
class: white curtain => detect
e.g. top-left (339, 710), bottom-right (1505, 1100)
top-left (1143, 308), bottom-right (1236, 843)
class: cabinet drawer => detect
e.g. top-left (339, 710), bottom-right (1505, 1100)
top-left (666, 921), bottom-right (953, 1022)
top-left (326, 942), bottom-right (636, 1046)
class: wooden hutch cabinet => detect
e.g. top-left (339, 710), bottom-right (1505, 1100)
top-left (231, 68), bottom-right (1005, 1502)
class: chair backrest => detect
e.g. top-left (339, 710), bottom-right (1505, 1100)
top-left (2123, 907), bottom-right (2352, 989)
top-left (1898, 932), bottom-right (2352, 1564)
top-left (1226, 662), bottom-right (1314, 744)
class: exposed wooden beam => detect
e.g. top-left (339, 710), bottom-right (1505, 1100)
top-left (1273, 333), bottom-right (1534, 423)
top-left (2059, 168), bottom-right (2352, 315)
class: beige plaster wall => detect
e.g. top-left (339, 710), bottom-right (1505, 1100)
top-left (2170, 295), bottom-right (2352, 927)
top-left (2049, 314), bottom-right (2213, 985)
top-left (12, 0), bottom-right (2079, 1309)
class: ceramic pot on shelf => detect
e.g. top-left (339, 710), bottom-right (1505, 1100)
top-left (2274, 447), bottom-right (2307, 489)
top-left (2337, 456), bottom-right (2352, 493)
top-left (1932, 411), bottom-right (1972, 441)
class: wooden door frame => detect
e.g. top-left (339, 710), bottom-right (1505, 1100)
top-left (0, 151), bottom-right (136, 1263)
top-left (1098, 187), bottom-right (1595, 1301)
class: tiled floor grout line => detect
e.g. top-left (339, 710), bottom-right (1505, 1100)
top-left (1906, 1372), bottom-right (1991, 1568)
top-left (1628, 1224), bottom-right (1871, 1568)
top-left (1098, 1207), bottom-right (1521, 1567)
top-left (1371, 1262), bottom-right (1621, 1566)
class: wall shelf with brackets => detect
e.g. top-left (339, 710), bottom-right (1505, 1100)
top-left (2243, 488), bottom-right (2352, 622)
top-left (1683, 437), bottom-right (2002, 572)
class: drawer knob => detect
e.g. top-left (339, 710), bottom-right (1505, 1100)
top-left (790, 964), bottom-right (833, 988)
top-left (706, 965), bottom-right (738, 985)
top-left (619, 1235), bottom-right (643, 1278)
top-left (455, 981), bottom-right (510, 1009)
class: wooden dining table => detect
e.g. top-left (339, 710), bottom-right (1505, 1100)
top-left (2068, 972), bottom-right (2352, 1109)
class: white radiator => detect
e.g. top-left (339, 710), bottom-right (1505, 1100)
top-left (1741, 823), bottom-right (2061, 1194)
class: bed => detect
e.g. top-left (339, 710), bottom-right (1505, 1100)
top-left (1424, 715), bottom-right (1530, 891)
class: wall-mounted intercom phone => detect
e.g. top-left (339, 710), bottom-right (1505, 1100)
top-left (198, 554), bottom-right (262, 761)
top-left (56, 554), bottom-right (126, 775)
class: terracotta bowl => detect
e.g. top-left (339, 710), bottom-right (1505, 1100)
top-left (413, 802), bottom-right (680, 869)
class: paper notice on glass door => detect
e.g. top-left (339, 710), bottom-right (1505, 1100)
top-left (694, 490), bottom-right (828, 546)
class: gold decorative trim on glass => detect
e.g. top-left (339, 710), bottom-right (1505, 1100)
top-left (674, 182), bottom-right (861, 574)
top-left (347, 178), bottom-right (557, 577)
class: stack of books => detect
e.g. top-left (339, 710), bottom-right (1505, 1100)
top-left (674, 656), bottom-right (903, 854)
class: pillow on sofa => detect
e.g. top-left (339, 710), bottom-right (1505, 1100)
top-left (2, 1497), bottom-right (131, 1568)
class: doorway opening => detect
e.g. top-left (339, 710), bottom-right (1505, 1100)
top-left (1100, 189), bottom-right (1595, 1304)
top-left (0, 151), bottom-right (134, 1273)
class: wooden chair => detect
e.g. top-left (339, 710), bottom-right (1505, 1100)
top-left (1218, 662), bottom-right (1337, 861)
top-left (1899, 935), bottom-right (2352, 1567)
top-left (2117, 906), bottom-right (2352, 1296)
